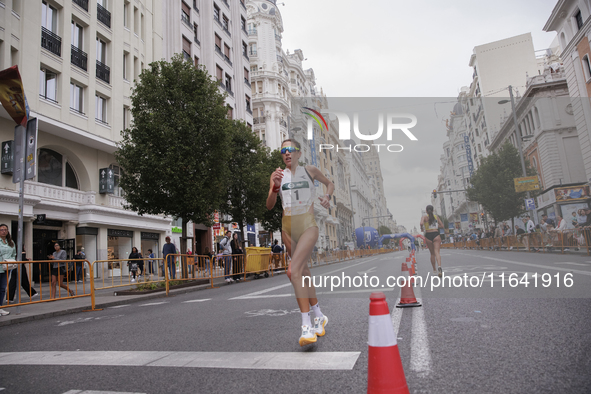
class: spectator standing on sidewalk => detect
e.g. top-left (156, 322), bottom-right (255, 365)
top-left (230, 233), bottom-right (243, 282)
top-left (127, 247), bottom-right (141, 282)
top-left (220, 230), bottom-right (233, 283)
top-left (0, 224), bottom-right (16, 315)
top-left (8, 247), bottom-right (38, 303)
top-left (147, 249), bottom-right (155, 275)
top-left (73, 249), bottom-right (85, 283)
top-left (272, 239), bottom-right (283, 269)
top-left (162, 236), bottom-right (177, 279)
top-left (580, 208), bottom-right (591, 248)
top-left (48, 242), bottom-right (74, 298)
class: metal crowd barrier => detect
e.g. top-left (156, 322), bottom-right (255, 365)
top-left (1, 248), bottom-right (399, 312)
top-left (1, 259), bottom-right (91, 309)
top-left (441, 228), bottom-right (590, 255)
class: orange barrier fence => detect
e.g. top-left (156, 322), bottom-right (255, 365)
top-left (1, 259), bottom-right (91, 309)
top-left (2, 248), bottom-right (399, 312)
top-left (441, 229), bottom-right (590, 254)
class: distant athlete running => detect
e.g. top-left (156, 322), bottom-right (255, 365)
top-left (266, 139), bottom-right (334, 346)
top-left (420, 205), bottom-right (444, 277)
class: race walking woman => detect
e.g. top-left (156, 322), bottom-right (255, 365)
top-left (420, 205), bottom-right (444, 277)
top-left (266, 139), bottom-right (334, 346)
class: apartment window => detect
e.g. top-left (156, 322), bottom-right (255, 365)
top-left (194, 56), bottom-right (199, 67)
top-left (250, 65), bottom-right (257, 72)
top-left (249, 43), bottom-right (257, 56)
top-left (70, 82), bottom-right (83, 113)
top-left (216, 64), bottom-right (223, 82)
top-left (71, 21), bottom-right (87, 71)
top-left (477, 144), bottom-right (482, 153)
top-left (224, 44), bottom-right (230, 58)
top-left (241, 17), bottom-right (246, 32)
top-left (182, 36), bottom-right (191, 61)
top-left (38, 149), bottom-right (79, 189)
top-left (123, 1), bottom-right (129, 28)
top-left (193, 0), bottom-right (199, 12)
top-left (214, 4), bottom-right (220, 21)
top-left (39, 68), bottom-right (58, 102)
top-left (96, 37), bottom-right (110, 83)
top-left (141, 13), bottom-right (145, 40)
top-left (134, 7), bottom-right (139, 35)
top-left (583, 55), bottom-right (591, 81)
top-left (222, 15), bottom-right (229, 30)
top-left (215, 34), bottom-right (222, 51)
top-left (245, 95), bottom-right (251, 112)
top-left (42, 1), bottom-right (57, 32)
top-left (225, 74), bottom-right (232, 92)
top-left (95, 94), bottom-right (108, 124)
top-left (123, 106), bottom-right (129, 129)
top-left (244, 67), bottom-right (249, 83)
top-left (181, 2), bottom-right (191, 26)
top-left (227, 106), bottom-right (233, 119)
top-left (96, 37), bottom-right (106, 63)
top-left (576, 10), bottom-right (584, 30)
top-left (97, 0), bottom-right (111, 28)
top-left (109, 164), bottom-right (123, 196)
top-left (123, 52), bottom-right (129, 80)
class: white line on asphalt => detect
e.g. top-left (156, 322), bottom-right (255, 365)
top-left (62, 390), bottom-right (147, 394)
top-left (0, 351), bottom-right (361, 371)
top-left (555, 262), bottom-right (589, 266)
top-left (391, 300), bottom-right (403, 337)
top-left (456, 253), bottom-right (591, 276)
top-left (182, 299), bottom-right (212, 303)
top-left (410, 287), bottom-right (432, 377)
top-left (108, 305), bottom-right (131, 309)
top-left (139, 302), bottom-right (169, 307)
top-left (230, 257), bottom-right (380, 300)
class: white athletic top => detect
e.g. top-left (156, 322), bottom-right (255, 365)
top-left (280, 166), bottom-right (316, 216)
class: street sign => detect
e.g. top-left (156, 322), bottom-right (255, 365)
top-left (99, 168), bottom-right (114, 194)
top-left (1, 140), bottom-right (13, 174)
top-left (514, 176), bottom-right (540, 193)
top-left (525, 198), bottom-right (536, 211)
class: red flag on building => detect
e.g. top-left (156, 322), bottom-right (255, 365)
top-left (0, 65), bottom-right (29, 126)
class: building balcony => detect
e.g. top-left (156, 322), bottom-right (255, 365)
top-left (246, 106), bottom-right (252, 115)
top-left (222, 0), bottom-right (230, 8)
top-left (248, 29), bottom-right (257, 36)
top-left (253, 117), bottom-right (266, 124)
top-left (97, 3), bottom-right (111, 28)
top-left (219, 82), bottom-right (233, 97)
top-left (249, 50), bottom-right (257, 57)
top-left (193, 0), bottom-right (199, 12)
top-left (222, 25), bottom-right (231, 37)
top-left (181, 13), bottom-right (191, 27)
top-left (215, 45), bottom-right (223, 57)
top-left (24, 181), bottom-right (96, 207)
top-left (71, 45), bottom-right (87, 71)
top-left (280, 119), bottom-right (287, 128)
top-left (194, 36), bottom-right (200, 46)
top-left (244, 77), bottom-right (250, 87)
top-left (96, 60), bottom-right (110, 84)
top-left (73, 0), bottom-right (89, 12)
top-left (275, 33), bottom-right (282, 42)
top-left (243, 51), bottom-right (249, 61)
top-left (224, 54), bottom-right (232, 66)
top-left (41, 27), bottom-right (61, 57)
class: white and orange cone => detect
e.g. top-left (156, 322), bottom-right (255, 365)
top-left (368, 292), bottom-right (409, 394)
top-left (396, 262), bottom-right (422, 308)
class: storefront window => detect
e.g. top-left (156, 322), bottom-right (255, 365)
top-left (107, 235), bottom-right (132, 276)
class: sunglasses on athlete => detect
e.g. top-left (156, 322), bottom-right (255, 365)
top-left (280, 146), bottom-right (300, 154)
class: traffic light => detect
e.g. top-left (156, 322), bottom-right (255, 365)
top-left (432, 189), bottom-right (437, 199)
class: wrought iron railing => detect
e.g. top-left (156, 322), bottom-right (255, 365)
top-left (246, 106), bottom-right (252, 115)
top-left (73, 0), bottom-right (89, 11)
top-left (249, 50), bottom-right (257, 57)
top-left (194, 36), bottom-right (200, 46)
top-left (243, 51), bottom-right (249, 61)
top-left (253, 117), bottom-right (266, 124)
top-left (181, 12), bottom-right (191, 27)
top-left (193, 0), bottom-right (199, 12)
top-left (41, 27), bottom-right (61, 57)
top-left (224, 54), bottom-right (232, 66)
top-left (248, 29), bottom-right (257, 36)
top-left (215, 45), bottom-right (223, 57)
top-left (96, 60), bottom-right (110, 84)
top-left (71, 45), bottom-right (87, 71)
top-left (97, 3), bottom-right (111, 28)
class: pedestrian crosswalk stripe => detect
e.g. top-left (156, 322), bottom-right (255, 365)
top-left (182, 299), bottom-right (211, 303)
top-left (0, 351), bottom-right (360, 371)
top-left (62, 390), bottom-right (145, 394)
top-left (138, 302), bottom-right (168, 307)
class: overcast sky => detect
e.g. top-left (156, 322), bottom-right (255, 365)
top-left (279, 0), bottom-right (559, 232)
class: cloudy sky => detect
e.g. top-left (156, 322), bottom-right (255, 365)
top-left (279, 0), bottom-right (559, 231)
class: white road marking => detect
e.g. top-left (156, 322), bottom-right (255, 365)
top-left (555, 262), bottom-right (589, 266)
top-left (457, 253), bottom-right (591, 276)
top-left (108, 305), bottom-right (131, 309)
top-left (245, 309), bottom-right (300, 317)
top-left (390, 299), bottom-right (403, 336)
top-left (0, 351), bottom-right (360, 371)
top-left (182, 299), bottom-right (212, 303)
top-left (62, 391), bottom-right (145, 394)
top-left (357, 267), bottom-right (377, 275)
top-left (139, 302), bottom-right (169, 307)
top-left (230, 257), bottom-right (380, 300)
top-left (410, 287), bottom-right (432, 377)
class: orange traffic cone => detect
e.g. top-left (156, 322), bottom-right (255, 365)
top-left (396, 263), bottom-right (422, 308)
top-left (368, 292), bottom-right (410, 394)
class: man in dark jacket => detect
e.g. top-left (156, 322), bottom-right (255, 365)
top-left (162, 236), bottom-right (177, 279)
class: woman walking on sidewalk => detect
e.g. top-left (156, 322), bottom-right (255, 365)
top-left (266, 139), bottom-right (334, 346)
top-left (420, 205), bottom-right (444, 277)
top-left (48, 242), bottom-right (74, 299)
top-left (0, 223), bottom-right (16, 316)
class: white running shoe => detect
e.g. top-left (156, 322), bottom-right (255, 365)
top-left (0, 309), bottom-right (9, 316)
top-left (313, 315), bottom-right (328, 337)
top-left (131, 279), bottom-right (136, 283)
top-left (299, 325), bottom-right (317, 346)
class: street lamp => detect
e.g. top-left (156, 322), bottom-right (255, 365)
top-left (498, 85), bottom-right (534, 219)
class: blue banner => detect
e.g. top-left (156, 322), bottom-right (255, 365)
top-left (464, 135), bottom-right (474, 177)
top-left (460, 213), bottom-right (469, 222)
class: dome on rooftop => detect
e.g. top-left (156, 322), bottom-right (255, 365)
top-left (452, 102), bottom-right (463, 115)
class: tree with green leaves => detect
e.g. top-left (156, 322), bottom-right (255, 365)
top-left (259, 149), bottom-right (284, 240)
top-left (115, 54), bottom-right (232, 254)
top-left (218, 120), bottom-right (274, 239)
top-left (466, 141), bottom-right (537, 227)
